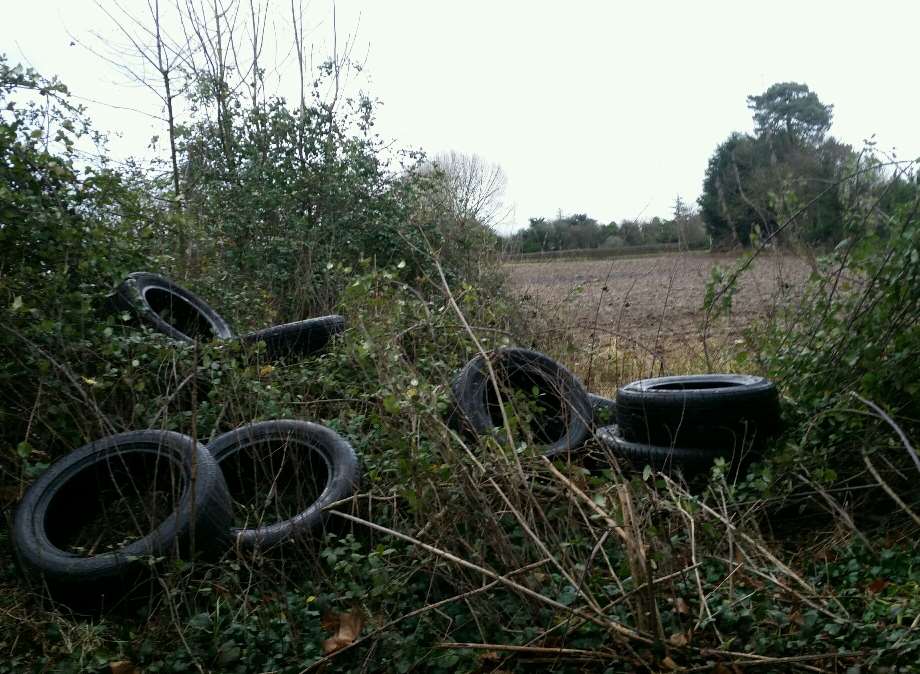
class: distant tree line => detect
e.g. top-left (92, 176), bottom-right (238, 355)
top-left (505, 82), bottom-right (918, 255)
top-left (504, 197), bottom-right (707, 254)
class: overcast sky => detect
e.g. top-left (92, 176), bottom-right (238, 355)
top-left (3, 1), bottom-right (919, 233)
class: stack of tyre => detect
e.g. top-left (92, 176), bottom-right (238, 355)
top-left (449, 348), bottom-right (780, 475)
top-left (597, 374), bottom-right (780, 475)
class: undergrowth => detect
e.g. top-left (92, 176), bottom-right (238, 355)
top-left (3, 232), bottom-right (920, 672)
top-left (2, 54), bottom-right (920, 674)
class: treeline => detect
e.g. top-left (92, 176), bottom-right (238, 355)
top-left (504, 199), bottom-right (708, 254)
top-left (506, 82), bottom-right (918, 254)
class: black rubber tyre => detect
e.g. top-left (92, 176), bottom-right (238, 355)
top-left (207, 420), bottom-right (360, 551)
top-left (11, 431), bottom-right (233, 609)
top-left (111, 272), bottom-right (234, 342)
top-left (588, 393), bottom-right (617, 428)
top-left (615, 374), bottom-right (779, 451)
top-left (240, 315), bottom-right (345, 360)
top-left (596, 425), bottom-right (730, 473)
top-left (451, 348), bottom-right (592, 457)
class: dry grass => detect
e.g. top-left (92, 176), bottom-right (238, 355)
top-left (507, 250), bottom-right (811, 394)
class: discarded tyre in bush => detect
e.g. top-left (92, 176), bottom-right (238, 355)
top-left (111, 272), bottom-right (344, 360)
top-left (240, 315), bottom-right (346, 360)
top-left (11, 431), bottom-right (233, 609)
top-left (207, 420), bottom-right (360, 551)
top-left (451, 348), bottom-right (592, 457)
top-left (110, 271), bottom-right (234, 342)
top-left (606, 373), bottom-right (780, 473)
top-left (616, 374), bottom-right (779, 449)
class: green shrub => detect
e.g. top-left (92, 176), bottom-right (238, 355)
top-left (740, 185), bottom-right (920, 502)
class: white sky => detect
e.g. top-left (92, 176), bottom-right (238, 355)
top-left (3, 1), bottom-right (919, 233)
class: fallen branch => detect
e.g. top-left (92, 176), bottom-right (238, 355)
top-left (435, 642), bottom-right (612, 660)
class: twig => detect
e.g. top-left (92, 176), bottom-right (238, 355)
top-left (434, 642), bottom-right (612, 660)
top-left (862, 453), bottom-right (920, 528)
top-left (539, 457), bottom-right (629, 544)
top-left (489, 477), bottom-right (604, 615)
top-left (852, 393), bottom-right (920, 476)
top-left (433, 259), bottom-right (524, 478)
top-left (661, 475), bottom-right (848, 620)
top-left (798, 472), bottom-right (874, 552)
top-left (690, 649), bottom-right (858, 672)
top-left (1, 323), bottom-right (115, 436)
top-left (714, 555), bottom-right (842, 624)
top-left (617, 483), bottom-right (665, 641)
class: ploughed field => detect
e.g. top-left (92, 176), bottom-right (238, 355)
top-left (506, 251), bottom-right (811, 369)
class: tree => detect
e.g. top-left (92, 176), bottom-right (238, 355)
top-left (618, 219), bottom-right (645, 246)
top-left (511, 213), bottom-right (611, 252)
top-left (698, 132), bottom-right (763, 246)
top-left (673, 195), bottom-right (691, 250)
top-left (746, 82), bottom-right (833, 144)
top-left (422, 151), bottom-right (509, 228)
top-left (0, 55), bottom-right (151, 322)
top-left (700, 83), bottom-right (853, 248)
top-left (87, 0), bottom-right (193, 211)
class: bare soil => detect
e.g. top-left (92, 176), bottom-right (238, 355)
top-left (507, 251), bottom-right (811, 374)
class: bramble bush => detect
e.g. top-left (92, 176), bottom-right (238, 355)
top-left (739, 185), bottom-right (920, 503)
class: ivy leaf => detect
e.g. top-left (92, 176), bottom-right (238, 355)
top-left (16, 441), bottom-right (33, 459)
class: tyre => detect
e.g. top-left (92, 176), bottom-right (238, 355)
top-left (615, 374), bottom-right (779, 451)
top-left (240, 315), bottom-right (345, 360)
top-left (111, 272), bottom-right (234, 342)
top-left (596, 425), bottom-right (730, 473)
top-left (11, 431), bottom-right (233, 609)
top-left (451, 348), bottom-right (592, 457)
top-left (207, 420), bottom-right (360, 551)
top-left (588, 393), bottom-right (617, 428)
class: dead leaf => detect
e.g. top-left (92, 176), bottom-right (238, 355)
top-left (660, 656), bottom-right (679, 670)
top-left (321, 610), bottom-right (364, 655)
top-left (668, 632), bottom-right (689, 647)
top-left (674, 596), bottom-right (689, 614)
top-left (109, 662), bottom-right (139, 674)
top-left (320, 612), bottom-right (339, 632)
top-left (867, 578), bottom-right (890, 594)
